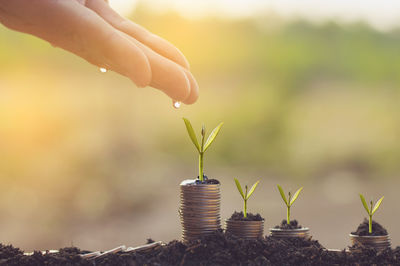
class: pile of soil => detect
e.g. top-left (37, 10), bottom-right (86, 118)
top-left (195, 175), bottom-right (219, 184)
top-left (1, 231), bottom-right (399, 265)
top-left (351, 219), bottom-right (388, 236)
top-left (229, 211), bottom-right (264, 221)
top-left (0, 246), bottom-right (92, 266)
top-left (275, 219), bottom-right (303, 229)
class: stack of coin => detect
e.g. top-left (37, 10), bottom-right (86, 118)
top-left (226, 220), bottom-right (264, 239)
top-left (349, 234), bottom-right (391, 252)
top-left (179, 180), bottom-right (221, 242)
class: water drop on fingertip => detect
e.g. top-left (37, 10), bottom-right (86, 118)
top-left (99, 67), bottom-right (107, 73)
top-left (173, 100), bottom-right (181, 109)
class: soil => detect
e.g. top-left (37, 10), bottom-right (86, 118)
top-left (229, 211), bottom-right (264, 221)
top-left (275, 219), bottom-right (303, 229)
top-left (351, 219), bottom-right (388, 236)
top-left (1, 231), bottom-right (399, 265)
top-left (195, 175), bottom-right (219, 184)
top-left (0, 246), bottom-right (92, 266)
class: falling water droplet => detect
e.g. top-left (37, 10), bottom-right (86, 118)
top-left (173, 100), bottom-right (181, 109)
top-left (99, 67), bottom-right (107, 73)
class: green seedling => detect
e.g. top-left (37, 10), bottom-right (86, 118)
top-left (234, 178), bottom-right (260, 218)
top-left (359, 194), bottom-right (384, 234)
top-left (277, 185), bottom-right (303, 224)
top-left (183, 118), bottom-right (224, 182)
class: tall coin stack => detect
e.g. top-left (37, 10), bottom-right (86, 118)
top-left (179, 180), bottom-right (221, 243)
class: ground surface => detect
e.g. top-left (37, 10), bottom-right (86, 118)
top-left (1, 231), bottom-right (399, 265)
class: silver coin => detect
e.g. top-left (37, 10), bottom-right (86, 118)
top-left (349, 234), bottom-right (391, 252)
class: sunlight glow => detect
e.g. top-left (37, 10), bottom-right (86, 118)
top-left (113, 0), bottom-right (400, 31)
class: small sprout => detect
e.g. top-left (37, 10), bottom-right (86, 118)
top-left (359, 194), bottom-right (384, 234)
top-left (277, 185), bottom-right (303, 224)
top-left (234, 178), bottom-right (260, 218)
top-left (183, 118), bottom-right (224, 182)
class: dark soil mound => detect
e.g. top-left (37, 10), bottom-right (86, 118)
top-left (0, 246), bottom-right (91, 266)
top-left (351, 219), bottom-right (388, 236)
top-left (229, 211), bottom-right (264, 221)
top-left (1, 231), bottom-right (399, 265)
top-left (135, 230), bottom-right (324, 265)
top-left (122, 232), bottom-right (400, 265)
top-left (341, 245), bottom-right (399, 265)
top-left (0, 244), bottom-right (22, 260)
top-left (275, 219), bottom-right (303, 229)
top-left (195, 175), bottom-right (220, 184)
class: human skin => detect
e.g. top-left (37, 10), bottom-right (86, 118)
top-left (0, 0), bottom-right (199, 104)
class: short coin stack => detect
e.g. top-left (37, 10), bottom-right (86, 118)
top-left (269, 228), bottom-right (310, 239)
top-left (180, 180), bottom-right (221, 242)
top-left (226, 220), bottom-right (264, 239)
top-left (349, 234), bottom-right (391, 252)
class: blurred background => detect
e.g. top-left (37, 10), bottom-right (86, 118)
top-left (1, 0), bottom-right (400, 251)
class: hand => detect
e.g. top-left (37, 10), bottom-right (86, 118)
top-left (0, 0), bottom-right (198, 104)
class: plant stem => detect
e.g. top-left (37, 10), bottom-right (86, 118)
top-left (199, 152), bottom-right (204, 182)
top-left (369, 200), bottom-right (373, 234)
top-left (287, 206), bottom-right (291, 224)
top-left (244, 199), bottom-right (247, 218)
top-left (244, 185), bottom-right (248, 218)
top-left (369, 215), bottom-right (372, 234)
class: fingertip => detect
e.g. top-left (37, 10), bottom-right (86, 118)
top-left (173, 69), bottom-right (191, 101)
top-left (130, 57), bottom-right (152, 88)
top-left (182, 70), bottom-right (199, 105)
top-left (149, 66), bottom-right (191, 102)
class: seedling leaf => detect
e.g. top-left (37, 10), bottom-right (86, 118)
top-left (371, 196), bottom-right (384, 215)
top-left (203, 122), bottom-right (224, 152)
top-left (246, 180), bottom-right (260, 200)
top-left (234, 178), bottom-right (245, 199)
top-left (183, 118), bottom-right (200, 152)
top-left (289, 187), bottom-right (303, 206)
top-left (277, 185), bottom-right (288, 205)
top-left (359, 194), bottom-right (370, 214)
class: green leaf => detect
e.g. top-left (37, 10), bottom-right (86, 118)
top-left (277, 185), bottom-right (288, 205)
top-left (359, 194), bottom-right (371, 214)
top-left (234, 178), bottom-right (245, 199)
top-left (371, 196), bottom-right (384, 215)
top-left (183, 118), bottom-right (200, 152)
top-left (289, 187), bottom-right (303, 206)
top-left (246, 180), bottom-right (260, 200)
top-left (203, 122), bottom-right (224, 152)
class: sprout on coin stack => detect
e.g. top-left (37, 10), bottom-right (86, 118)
top-left (225, 178), bottom-right (264, 240)
top-left (179, 118), bottom-right (224, 242)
